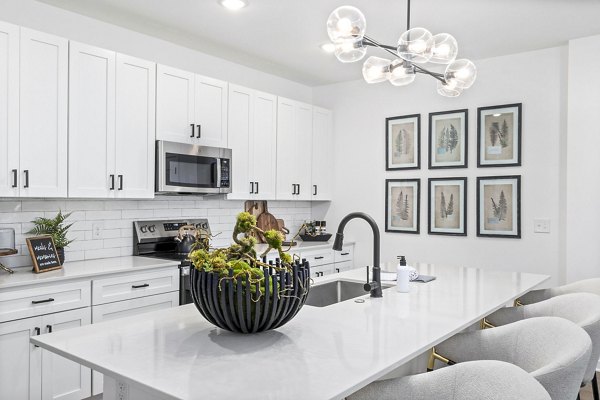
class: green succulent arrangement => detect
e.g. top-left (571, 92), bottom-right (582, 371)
top-left (189, 212), bottom-right (299, 300)
top-left (27, 210), bottom-right (74, 249)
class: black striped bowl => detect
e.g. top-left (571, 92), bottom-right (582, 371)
top-left (190, 259), bottom-right (310, 333)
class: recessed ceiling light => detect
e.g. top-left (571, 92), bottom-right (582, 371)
top-left (220, 0), bottom-right (247, 11)
top-left (320, 43), bottom-right (336, 53)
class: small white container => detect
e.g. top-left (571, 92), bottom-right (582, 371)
top-left (397, 263), bottom-right (410, 293)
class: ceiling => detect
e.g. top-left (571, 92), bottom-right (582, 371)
top-left (37, 0), bottom-right (600, 86)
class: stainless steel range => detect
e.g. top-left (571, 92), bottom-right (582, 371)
top-left (133, 218), bottom-right (211, 305)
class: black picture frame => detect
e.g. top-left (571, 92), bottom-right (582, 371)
top-left (476, 175), bottom-right (521, 238)
top-left (428, 109), bottom-right (468, 169)
top-left (386, 114), bottom-right (421, 170)
top-left (428, 177), bottom-right (467, 236)
top-left (385, 178), bottom-right (420, 234)
top-left (477, 103), bottom-right (522, 167)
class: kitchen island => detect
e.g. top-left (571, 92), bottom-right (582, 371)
top-left (31, 263), bottom-right (548, 400)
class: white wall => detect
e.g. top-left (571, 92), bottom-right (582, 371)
top-left (313, 47), bottom-right (567, 285)
top-left (566, 35), bottom-right (600, 282)
top-left (0, 0), bottom-right (312, 102)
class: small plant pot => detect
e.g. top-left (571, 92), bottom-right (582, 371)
top-left (57, 247), bottom-right (65, 265)
top-left (190, 259), bottom-right (311, 333)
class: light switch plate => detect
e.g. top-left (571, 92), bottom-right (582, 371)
top-left (534, 219), bottom-right (550, 233)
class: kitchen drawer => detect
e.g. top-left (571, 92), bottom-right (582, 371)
top-left (311, 264), bottom-right (334, 279)
top-left (0, 280), bottom-right (90, 323)
top-left (92, 268), bottom-right (179, 305)
top-left (92, 291), bottom-right (179, 323)
top-left (300, 249), bottom-right (334, 267)
top-left (333, 261), bottom-right (354, 274)
top-left (334, 244), bottom-right (354, 264)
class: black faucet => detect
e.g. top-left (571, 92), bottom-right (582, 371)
top-left (332, 212), bottom-right (382, 298)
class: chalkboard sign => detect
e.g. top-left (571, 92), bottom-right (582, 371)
top-left (26, 236), bottom-right (62, 273)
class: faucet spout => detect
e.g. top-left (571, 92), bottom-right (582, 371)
top-left (332, 212), bottom-right (382, 298)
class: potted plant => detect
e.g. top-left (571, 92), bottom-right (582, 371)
top-left (27, 210), bottom-right (74, 265)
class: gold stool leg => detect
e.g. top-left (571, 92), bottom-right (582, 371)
top-left (427, 347), bottom-right (456, 372)
top-left (481, 318), bottom-right (495, 329)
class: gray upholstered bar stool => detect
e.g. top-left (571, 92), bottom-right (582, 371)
top-left (485, 293), bottom-right (600, 400)
top-left (429, 317), bottom-right (592, 400)
top-left (517, 278), bottom-right (600, 305)
top-left (347, 360), bottom-right (550, 400)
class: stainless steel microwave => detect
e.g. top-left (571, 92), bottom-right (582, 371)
top-left (156, 141), bottom-right (232, 194)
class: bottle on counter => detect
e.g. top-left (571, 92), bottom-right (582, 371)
top-left (396, 255), bottom-right (410, 293)
top-left (320, 221), bottom-right (327, 234)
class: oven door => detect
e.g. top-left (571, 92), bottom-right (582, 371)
top-left (156, 140), bottom-right (228, 194)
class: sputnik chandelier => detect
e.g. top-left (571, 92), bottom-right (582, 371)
top-left (326, 0), bottom-right (476, 97)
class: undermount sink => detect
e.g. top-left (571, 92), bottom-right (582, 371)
top-left (305, 279), bottom-right (393, 308)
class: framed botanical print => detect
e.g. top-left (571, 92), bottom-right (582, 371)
top-left (477, 175), bottom-right (521, 238)
top-left (428, 177), bottom-right (467, 236)
top-left (386, 114), bottom-right (420, 170)
top-left (477, 103), bottom-right (522, 167)
top-left (428, 109), bottom-right (468, 169)
top-left (385, 179), bottom-right (420, 234)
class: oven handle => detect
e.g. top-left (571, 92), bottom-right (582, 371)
top-left (215, 158), bottom-right (222, 188)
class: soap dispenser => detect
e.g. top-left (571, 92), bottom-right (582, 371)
top-left (396, 256), bottom-right (410, 293)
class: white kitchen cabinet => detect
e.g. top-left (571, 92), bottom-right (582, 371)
top-left (276, 97), bottom-right (312, 200)
top-left (311, 107), bottom-right (334, 201)
top-left (156, 64), bottom-right (228, 147)
top-left (0, 308), bottom-right (91, 400)
top-left (0, 21), bottom-right (19, 197)
top-left (227, 85), bottom-right (276, 200)
top-left (19, 28), bottom-right (68, 198)
top-left (115, 54), bottom-right (156, 198)
top-left (68, 42), bottom-right (116, 198)
top-left (69, 43), bottom-right (155, 199)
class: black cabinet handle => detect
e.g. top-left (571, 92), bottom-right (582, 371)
top-left (313, 185), bottom-right (317, 196)
top-left (196, 124), bottom-right (201, 138)
top-left (250, 182), bottom-right (254, 194)
top-left (314, 256), bottom-right (324, 260)
top-left (46, 325), bottom-right (53, 334)
top-left (23, 170), bottom-right (29, 188)
top-left (336, 268), bottom-right (340, 273)
top-left (297, 184), bottom-right (300, 195)
top-left (341, 252), bottom-right (350, 256)
top-left (255, 182), bottom-right (259, 194)
top-left (190, 123), bottom-right (195, 138)
top-left (132, 283), bottom-right (150, 289)
top-left (109, 174), bottom-right (115, 190)
top-left (11, 169), bottom-right (17, 188)
top-left (34, 327), bottom-right (41, 347)
top-left (32, 298), bottom-right (54, 304)
top-left (292, 184), bottom-right (296, 195)
top-left (118, 175), bottom-right (123, 190)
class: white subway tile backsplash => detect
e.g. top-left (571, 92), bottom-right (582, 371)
top-left (0, 196), bottom-right (313, 268)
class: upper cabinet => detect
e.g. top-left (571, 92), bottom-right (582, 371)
top-left (276, 97), bottom-right (313, 201)
top-left (156, 64), bottom-right (228, 148)
top-left (311, 107), bottom-right (333, 201)
top-left (68, 42), bottom-right (155, 198)
top-left (227, 84), bottom-right (277, 200)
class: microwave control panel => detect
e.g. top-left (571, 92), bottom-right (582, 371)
top-left (220, 159), bottom-right (230, 188)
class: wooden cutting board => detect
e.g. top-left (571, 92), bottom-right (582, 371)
top-left (256, 202), bottom-right (279, 234)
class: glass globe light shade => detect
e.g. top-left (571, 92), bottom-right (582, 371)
top-left (388, 59), bottom-right (416, 86)
top-left (444, 59), bottom-right (477, 89)
top-left (362, 56), bottom-right (392, 83)
top-left (437, 80), bottom-right (463, 97)
top-left (334, 38), bottom-right (367, 63)
top-left (327, 6), bottom-right (367, 42)
top-left (397, 27), bottom-right (434, 63)
top-left (430, 33), bottom-right (458, 64)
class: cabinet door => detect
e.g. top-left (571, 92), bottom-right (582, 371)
top-left (311, 107), bottom-right (333, 200)
top-left (252, 91), bottom-right (277, 200)
top-left (115, 54), bottom-right (156, 199)
top-left (0, 21), bottom-right (19, 197)
top-left (156, 64), bottom-right (195, 143)
top-left (227, 84), bottom-right (253, 199)
top-left (19, 28), bottom-right (68, 198)
top-left (68, 42), bottom-right (116, 198)
top-left (194, 75), bottom-right (228, 147)
top-left (0, 316), bottom-right (42, 400)
top-left (41, 308), bottom-right (91, 400)
top-left (294, 101), bottom-right (313, 201)
top-left (276, 97), bottom-right (297, 200)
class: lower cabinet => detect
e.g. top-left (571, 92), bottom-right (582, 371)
top-left (0, 307), bottom-right (91, 400)
top-left (91, 291), bottom-right (179, 395)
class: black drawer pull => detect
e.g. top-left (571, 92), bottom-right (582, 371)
top-left (190, 123), bottom-right (195, 138)
top-left (33, 327), bottom-right (41, 347)
top-left (46, 324), bottom-right (53, 333)
top-left (109, 174), bottom-right (115, 190)
top-left (23, 170), bottom-right (29, 188)
top-left (32, 298), bottom-right (54, 304)
top-left (336, 268), bottom-right (340, 273)
top-left (132, 283), bottom-right (150, 289)
top-left (11, 169), bottom-right (17, 188)
top-left (314, 256), bottom-right (324, 260)
top-left (341, 252), bottom-right (350, 256)
top-left (118, 175), bottom-right (123, 191)
top-left (196, 124), bottom-right (202, 138)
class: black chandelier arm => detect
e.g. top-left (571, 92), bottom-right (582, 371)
top-left (412, 64), bottom-right (446, 83)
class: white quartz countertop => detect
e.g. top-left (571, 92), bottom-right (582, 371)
top-left (31, 263), bottom-right (548, 400)
top-left (0, 256), bottom-right (179, 290)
